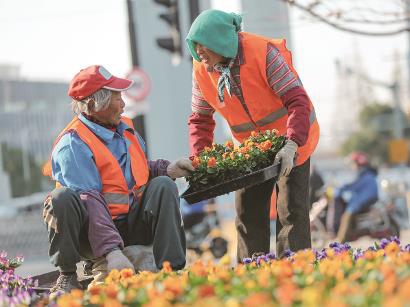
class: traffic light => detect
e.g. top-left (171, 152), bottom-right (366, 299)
top-left (154, 0), bottom-right (182, 65)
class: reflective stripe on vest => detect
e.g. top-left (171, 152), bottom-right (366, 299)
top-left (231, 108), bottom-right (316, 134)
top-left (103, 193), bottom-right (129, 205)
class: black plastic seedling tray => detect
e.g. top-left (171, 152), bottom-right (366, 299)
top-left (181, 162), bottom-right (281, 204)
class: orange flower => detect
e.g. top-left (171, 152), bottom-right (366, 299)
top-left (190, 261), bottom-right (208, 277)
top-left (251, 131), bottom-right (258, 137)
top-left (105, 284), bottom-right (119, 299)
top-left (198, 285), bottom-right (215, 298)
top-left (70, 289), bottom-right (84, 299)
top-left (163, 277), bottom-right (184, 298)
top-left (243, 292), bottom-right (271, 307)
top-left (225, 140), bottom-right (234, 149)
top-left (88, 285), bottom-right (102, 296)
top-left (384, 242), bottom-right (400, 255)
top-left (192, 156), bottom-right (201, 168)
top-left (102, 298), bottom-right (123, 307)
top-left (120, 268), bottom-right (134, 279)
top-left (230, 152), bottom-right (236, 160)
top-left (258, 140), bottom-right (272, 152)
top-left (207, 157), bottom-right (217, 168)
top-left (57, 296), bottom-right (82, 307)
top-left (162, 261), bottom-right (173, 273)
top-left (276, 281), bottom-right (296, 306)
top-left (239, 146), bottom-right (249, 154)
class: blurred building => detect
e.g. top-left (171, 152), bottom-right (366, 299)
top-left (241, 0), bottom-right (292, 46)
top-left (0, 79), bottom-right (72, 162)
top-left (0, 65), bottom-right (72, 201)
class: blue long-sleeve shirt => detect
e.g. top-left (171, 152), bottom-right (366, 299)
top-left (51, 114), bottom-right (144, 192)
top-left (336, 167), bottom-right (379, 213)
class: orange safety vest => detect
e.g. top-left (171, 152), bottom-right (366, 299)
top-left (193, 32), bottom-right (320, 165)
top-left (43, 116), bottom-right (149, 219)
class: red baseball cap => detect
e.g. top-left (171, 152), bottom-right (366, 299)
top-left (68, 65), bottom-right (133, 100)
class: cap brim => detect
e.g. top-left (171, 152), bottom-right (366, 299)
top-left (103, 77), bottom-right (133, 92)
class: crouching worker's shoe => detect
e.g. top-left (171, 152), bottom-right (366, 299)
top-left (87, 249), bottom-right (135, 290)
top-left (49, 273), bottom-right (82, 301)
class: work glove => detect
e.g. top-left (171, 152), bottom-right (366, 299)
top-left (274, 139), bottom-right (298, 177)
top-left (123, 245), bottom-right (158, 272)
top-left (106, 249), bottom-right (135, 273)
top-left (167, 158), bottom-right (195, 179)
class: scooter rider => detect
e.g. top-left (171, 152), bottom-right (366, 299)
top-left (329, 151), bottom-right (379, 242)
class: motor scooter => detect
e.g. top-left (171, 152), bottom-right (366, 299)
top-left (181, 199), bottom-right (229, 259)
top-left (310, 188), bottom-right (401, 249)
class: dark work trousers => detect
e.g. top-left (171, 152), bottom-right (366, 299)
top-left (43, 176), bottom-right (186, 272)
top-left (235, 158), bottom-right (311, 261)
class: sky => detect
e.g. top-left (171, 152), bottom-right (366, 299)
top-left (0, 0), bottom-right (408, 151)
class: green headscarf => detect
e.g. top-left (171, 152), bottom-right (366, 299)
top-left (186, 9), bottom-right (242, 62)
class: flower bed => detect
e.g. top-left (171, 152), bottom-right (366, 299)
top-left (0, 251), bottom-right (36, 307)
top-left (55, 237), bottom-right (410, 307)
top-left (187, 130), bottom-right (285, 191)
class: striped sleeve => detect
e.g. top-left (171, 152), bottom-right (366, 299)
top-left (191, 77), bottom-right (215, 115)
top-left (266, 43), bottom-right (303, 97)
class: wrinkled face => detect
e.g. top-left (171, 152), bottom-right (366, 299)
top-left (195, 43), bottom-right (225, 70)
top-left (93, 91), bottom-right (125, 127)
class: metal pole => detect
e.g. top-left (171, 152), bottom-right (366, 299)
top-left (407, 0), bottom-right (410, 108)
top-left (392, 81), bottom-right (404, 139)
top-left (127, 0), bottom-right (148, 155)
top-left (392, 49), bottom-right (404, 139)
top-left (188, 0), bottom-right (200, 23)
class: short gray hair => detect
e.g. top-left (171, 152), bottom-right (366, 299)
top-left (71, 88), bottom-right (112, 115)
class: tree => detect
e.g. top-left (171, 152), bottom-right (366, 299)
top-left (340, 102), bottom-right (410, 164)
top-left (1, 143), bottom-right (44, 197)
top-left (281, 0), bottom-right (410, 36)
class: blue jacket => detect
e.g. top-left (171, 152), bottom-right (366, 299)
top-left (336, 167), bottom-right (379, 214)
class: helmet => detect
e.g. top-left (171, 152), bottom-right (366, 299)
top-left (349, 151), bottom-right (369, 166)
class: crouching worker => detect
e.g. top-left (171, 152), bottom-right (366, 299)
top-left (42, 65), bottom-right (193, 299)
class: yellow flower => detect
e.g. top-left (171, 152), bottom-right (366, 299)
top-left (384, 242), bottom-right (400, 255)
top-left (383, 297), bottom-right (404, 307)
top-left (89, 294), bottom-right (102, 305)
top-left (70, 289), bottom-right (84, 299)
top-left (57, 295), bottom-right (82, 307)
top-left (225, 298), bottom-right (240, 307)
top-left (219, 254), bottom-right (231, 266)
top-left (365, 280), bottom-right (378, 295)
top-left (234, 265), bottom-right (246, 277)
top-left (244, 279), bottom-right (256, 290)
top-left (300, 287), bottom-right (320, 307)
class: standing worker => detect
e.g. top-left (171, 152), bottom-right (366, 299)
top-left (186, 10), bottom-right (320, 259)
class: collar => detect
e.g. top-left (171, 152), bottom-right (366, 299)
top-left (78, 114), bottom-right (133, 142)
top-left (235, 32), bottom-right (245, 65)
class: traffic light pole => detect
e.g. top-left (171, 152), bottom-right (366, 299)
top-left (127, 0), bottom-right (148, 155)
top-left (188, 0), bottom-right (200, 23)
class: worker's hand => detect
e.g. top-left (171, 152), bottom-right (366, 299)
top-left (167, 158), bottom-right (195, 179)
top-left (274, 140), bottom-right (298, 177)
